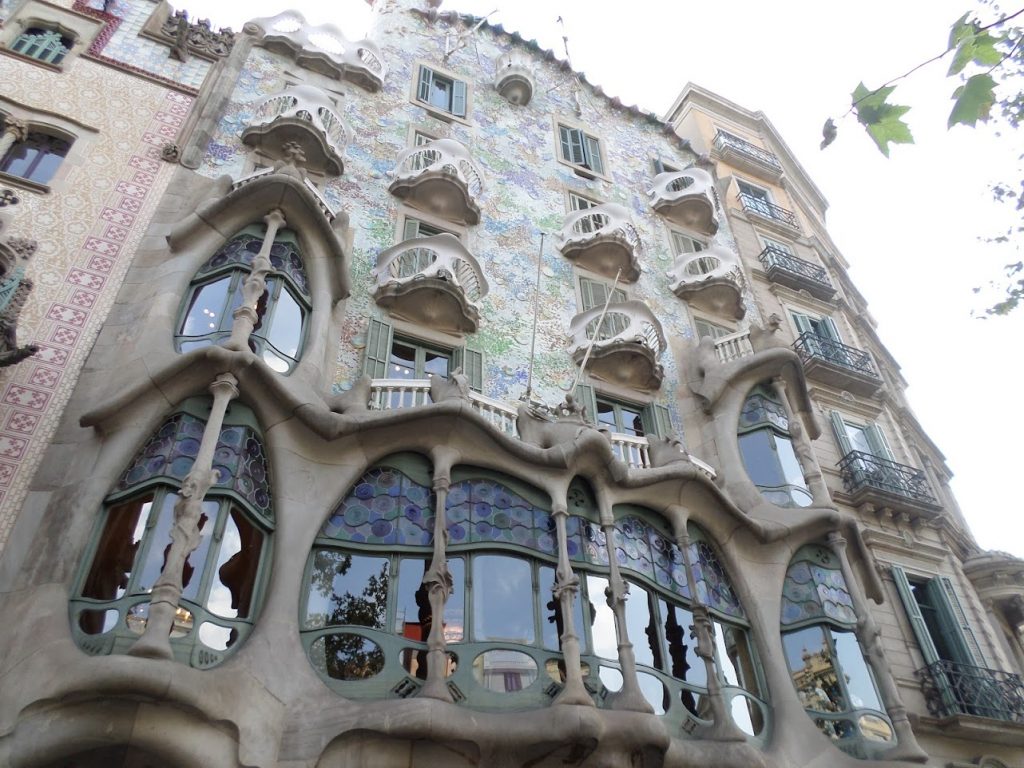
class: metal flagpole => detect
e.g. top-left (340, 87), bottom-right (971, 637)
top-left (524, 232), bottom-right (545, 400)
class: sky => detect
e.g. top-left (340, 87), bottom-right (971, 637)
top-left (181, 0), bottom-right (1024, 558)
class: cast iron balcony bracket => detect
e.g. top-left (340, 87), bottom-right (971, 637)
top-left (738, 192), bottom-right (800, 230)
top-left (713, 130), bottom-right (783, 173)
top-left (758, 245), bottom-right (835, 300)
top-left (837, 450), bottom-right (936, 505)
top-left (917, 659), bottom-right (1024, 723)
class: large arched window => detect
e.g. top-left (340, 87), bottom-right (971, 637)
top-left (71, 399), bottom-right (273, 669)
top-left (176, 226), bottom-right (310, 373)
top-left (301, 464), bottom-right (765, 736)
top-left (781, 544), bottom-right (894, 758)
top-left (738, 384), bottom-right (811, 507)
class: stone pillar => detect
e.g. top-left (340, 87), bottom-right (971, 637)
top-left (419, 470), bottom-right (454, 702)
top-left (225, 208), bottom-right (285, 352)
top-left (0, 117), bottom-right (28, 161)
top-left (551, 498), bottom-right (592, 706)
top-left (827, 531), bottom-right (928, 762)
top-left (129, 372), bottom-right (239, 660)
top-left (771, 376), bottom-right (829, 506)
top-left (676, 520), bottom-right (746, 741)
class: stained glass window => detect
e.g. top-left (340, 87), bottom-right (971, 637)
top-left (608, 516), bottom-right (689, 600)
top-left (781, 546), bottom-right (857, 627)
top-left (689, 537), bottom-right (745, 619)
top-left (320, 465), bottom-right (435, 547)
top-left (446, 477), bottom-right (556, 556)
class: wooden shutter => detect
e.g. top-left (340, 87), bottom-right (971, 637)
top-left (891, 566), bottom-right (941, 666)
top-left (403, 218), bottom-right (421, 241)
top-left (451, 79), bottom-right (467, 117)
top-left (829, 411), bottom-right (854, 457)
top-left (821, 316), bottom-right (842, 342)
top-left (865, 424), bottom-right (894, 461)
top-left (363, 318), bottom-right (393, 379)
top-left (574, 383), bottom-right (597, 425)
top-left (791, 312), bottom-right (813, 335)
top-left (417, 66), bottom-right (433, 103)
top-left (453, 346), bottom-right (483, 392)
top-left (584, 134), bottom-right (604, 174)
top-left (560, 126), bottom-right (585, 165)
top-left (558, 125), bottom-right (574, 164)
top-left (642, 403), bottom-right (673, 439)
top-left (926, 577), bottom-right (984, 666)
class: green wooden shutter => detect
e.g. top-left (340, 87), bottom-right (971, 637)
top-left (451, 79), bottom-right (467, 117)
top-left (363, 318), bottom-right (393, 378)
top-left (926, 577), bottom-right (984, 666)
top-left (584, 134), bottom-right (603, 174)
top-left (822, 316), bottom-right (842, 342)
top-left (453, 346), bottom-right (483, 392)
top-left (574, 383), bottom-right (597, 425)
top-left (579, 277), bottom-right (599, 312)
top-left (792, 312), bottom-right (813, 335)
top-left (558, 125), bottom-right (574, 164)
top-left (865, 425), bottom-right (894, 461)
top-left (403, 218), bottom-right (421, 241)
top-left (417, 66), bottom-right (433, 103)
top-left (891, 566), bottom-right (941, 666)
top-left (642, 403), bottom-right (672, 439)
top-left (829, 411), bottom-right (854, 457)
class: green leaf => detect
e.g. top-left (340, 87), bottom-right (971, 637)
top-left (949, 73), bottom-right (997, 127)
top-left (851, 82), bottom-right (915, 156)
top-left (948, 30), bottom-right (1002, 75)
top-left (947, 12), bottom-right (976, 50)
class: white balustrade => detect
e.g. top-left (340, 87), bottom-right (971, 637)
top-left (648, 167), bottom-right (718, 234)
top-left (568, 300), bottom-right (666, 360)
top-left (392, 138), bottom-right (484, 199)
top-left (247, 84), bottom-right (350, 159)
top-left (609, 433), bottom-right (651, 469)
top-left (373, 234), bottom-right (487, 303)
top-left (712, 329), bottom-right (754, 363)
top-left (370, 378), bottom-right (432, 410)
top-left (557, 202), bottom-right (641, 252)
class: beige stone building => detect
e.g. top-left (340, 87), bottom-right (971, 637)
top-left (0, 1), bottom-right (1020, 767)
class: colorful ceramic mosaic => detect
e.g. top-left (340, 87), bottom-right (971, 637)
top-left (321, 466), bottom-right (435, 547)
top-left (197, 231), bottom-right (310, 297)
top-left (446, 478), bottom-right (556, 555)
top-left (781, 549), bottom-right (858, 627)
top-left (689, 539), bottom-right (745, 619)
top-left (115, 410), bottom-right (273, 520)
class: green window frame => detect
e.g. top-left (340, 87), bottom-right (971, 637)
top-left (737, 384), bottom-right (812, 508)
top-left (416, 65), bottom-right (468, 118)
top-left (11, 26), bottom-right (72, 65)
top-left (402, 216), bottom-right (453, 241)
top-left (363, 318), bottom-right (483, 395)
top-left (558, 124), bottom-right (604, 176)
top-left (693, 317), bottom-right (733, 341)
top-left (828, 412), bottom-right (894, 462)
top-left (791, 310), bottom-right (841, 342)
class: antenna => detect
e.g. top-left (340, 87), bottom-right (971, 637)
top-left (546, 15), bottom-right (585, 115)
top-left (571, 268), bottom-right (623, 394)
top-left (524, 232), bottom-right (545, 400)
top-left (444, 10), bottom-right (496, 63)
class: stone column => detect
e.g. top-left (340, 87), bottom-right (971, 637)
top-left (676, 520), bottom-right (746, 741)
top-left (598, 496), bottom-right (651, 712)
top-left (0, 117), bottom-right (28, 161)
top-left (129, 372), bottom-right (239, 660)
top-left (771, 376), bottom-right (829, 506)
top-left (827, 531), bottom-right (928, 762)
top-left (551, 498), bottom-right (592, 706)
top-left (224, 208), bottom-right (285, 352)
top-left (419, 470), bottom-right (454, 702)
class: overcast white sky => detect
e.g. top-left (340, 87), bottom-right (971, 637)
top-left (182, 0), bottom-right (1024, 558)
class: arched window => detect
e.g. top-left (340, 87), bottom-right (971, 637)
top-left (176, 226), bottom-right (310, 373)
top-left (781, 545), bottom-right (894, 758)
top-left (738, 384), bottom-right (811, 507)
top-left (11, 25), bottom-right (73, 65)
top-left (301, 465), bottom-right (765, 736)
top-left (71, 399), bottom-right (273, 669)
top-left (0, 128), bottom-right (70, 185)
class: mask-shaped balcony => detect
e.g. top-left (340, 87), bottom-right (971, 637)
top-left (241, 85), bottom-right (349, 176)
top-left (667, 245), bottom-right (746, 320)
top-left (556, 203), bottom-right (642, 282)
top-left (568, 301), bottom-right (665, 391)
top-left (648, 167), bottom-right (718, 235)
top-left (793, 331), bottom-right (882, 396)
top-left (758, 245), bottom-right (835, 301)
top-left (388, 139), bottom-right (484, 226)
top-left (494, 51), bottom-right (535, 105)
top-left (372, 234), bottom-right (488, 334)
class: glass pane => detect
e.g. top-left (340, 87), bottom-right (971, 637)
top-left (429, 76), bottom-right (452, 110)
top-left (78, 608), bottom-right (118, 635)
top-left (395, 558), bottom-right (429, 642)
top-left (833, 631), bottom-right (882, 711)
top-left (659, 599), bottom-right (706, 688)
top-left (207, 506), bottom-right (264, 619)
top-left (445, 557), bottom-right (465, 642)
top-left (310, 633), bottom-right (385, 680)
top-left (625, 582), bottom-right (658, 669)
top-left (136, 493), bottom-right (179, 591)
top-left (181, 278), bottom-right (231, 337)
top-left (776, 436), bottom-right (807, 488)
top-left (472, 649), bottom-right (538, 692)
top-left (401, 648), bottom-right (457, 679)
top-left (595, 400), bottom-right (618, 432)
top-left (81, 495), bottom-right (152, 600)
top-left (738, 431), bottom-right (785, 488)
top-left (423, 349), bottom-right (449, 379)
top-left (783, 626), bottom-right (848, 713)
top-left (389, 342), bottom-right (416, 379)
top-left (637, 671), bottom-right (668, 715)
top-left (846, 424), bottom-right (872, 455)
top-left (181, 500), bottom-right (218, 602)
top-left (304, 551), bottom-right (389, 630)
top-left (599, 666), bottom-right (623, 692)
top-left (266, 287), bottom-right (303, 360)
top-left (539, 564), bottom-right (585, 652)
top-left (715, 622), bottom-right (760, 696)
top-left (1, 145), bottom-right (40, 178)
top-left (30, 150), bottom-right (65, 184)
top-left (587, 574), bottom-right (618, 661)
top-left (730, 692), bottom-right (758, 736)
top-left (859, 714), bottom-right (894, 742)
top-left (199, 621), bottom-right (234, 651)
top-left (472, 555), bottom-right (534, 644)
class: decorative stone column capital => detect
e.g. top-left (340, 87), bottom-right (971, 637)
top-left (209, 371), bottom-right (240, 400)
top-left (2, 117), bottom-right (29, 143)
top-left (264, 207), bottom-right (287, 229)
top-left (827, 530), bottom-right (848, 552)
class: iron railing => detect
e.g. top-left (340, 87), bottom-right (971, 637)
top-left (918, 659), bottom-right (1024, 722)
top-left (837, 450), bottom-right (935, 503)
top-left (713, 130), bottom-right (782, 171)
top-left (758, 245), bottom-right (832, 289)
top-left (738, 192), bottom-right (799, 228)
top-left (793, 331), bottom-right (878, 378)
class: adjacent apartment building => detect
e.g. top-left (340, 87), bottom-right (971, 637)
top-left (0, 1), bottom-right (1021, 766)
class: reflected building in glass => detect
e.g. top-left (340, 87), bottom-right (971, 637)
top-left (0, 1), bottom-right (1021, 768)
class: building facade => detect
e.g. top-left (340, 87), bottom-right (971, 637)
top-left (0, 1), bottom-right (1021, 767)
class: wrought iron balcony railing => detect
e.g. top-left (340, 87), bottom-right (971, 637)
top-left (793, 332), bottom-right (878, 378)
top-left (758, 246), bottom-right (832, 290)
top-left (837, 450), bottom-right (935, 504)
top-left (738, 193), bottom-right (799, 229)
top-left (713, 131), bottom-right (782, 171)
top-left (918, 659), bottom-right (1024, 722)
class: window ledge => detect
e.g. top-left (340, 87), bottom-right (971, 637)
top-left (412, 99), bottom-right (471, 127)
top-left (910, 711), bottom-right (1024, 747)
top-left (0, 172), bottom-right (51, 196)
top-left (0, 46), bottom-right (65, 73)
top-left (556, 157), bottom-right (611, 184)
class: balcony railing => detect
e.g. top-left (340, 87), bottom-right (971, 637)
top-left (837, 450), bottom-right (936, 504)
top-left (738, 193), bottom-right (799, 229)
top-left (668, 245), bottom-right (746, 319)
top-left (758, 246), bottom-right (834, 299)
top-left (711, 329), bottom-right (754, 363)
top-left (918, 660), bottom-right (1024, 722)
top-left (389, 138), bottom-right (483, 225)
top-left (713, 131), bottom-right (782, 172)
top-left (556, 202), bottom-right (642, 281)
top-left (793, 332), bottom-right (877, 378)
top-left (648, 168), bottom-right (718, 234)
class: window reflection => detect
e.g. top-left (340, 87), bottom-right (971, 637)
top-left (783, 626), bottom-right (847, 713)
top-left (305, 551), bottom-right (389, 630)
top-left (738, 385), bottom-right (812, 508)
top-left (473, 555), bottom-right (534, 644)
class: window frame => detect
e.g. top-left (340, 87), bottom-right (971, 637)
top-left (692, 316), bottom-right (734, 341)
top-left (397, 210), bottom-right (465, 243)
top-left (669, 228), bottom-right (707, 256)
top-left (554, 119), bottom-right (609, 180)
top-left (412, 62), bottom-right (471, 122)
top-left (0, 2), bottom-right (101, 71)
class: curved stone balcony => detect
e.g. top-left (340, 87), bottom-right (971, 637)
top-left (648, 167), bottom-right (718, 235)
top-left (494, 51), bottom-right (535, 105)
top-left (388, 139), bottom-right (484, 226)
top-left (568, 300), bottom-right (665, 391)
top-left (556, 202), bottom-right (642, 282)
top-left (241, 85), bottom-right (349, 176)
top-left (372, 233), bottom-right (488, 334)
top-left (668, 245), bottom-right (746, 319)
top-left (247, 11), bottom-right (386, 91)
